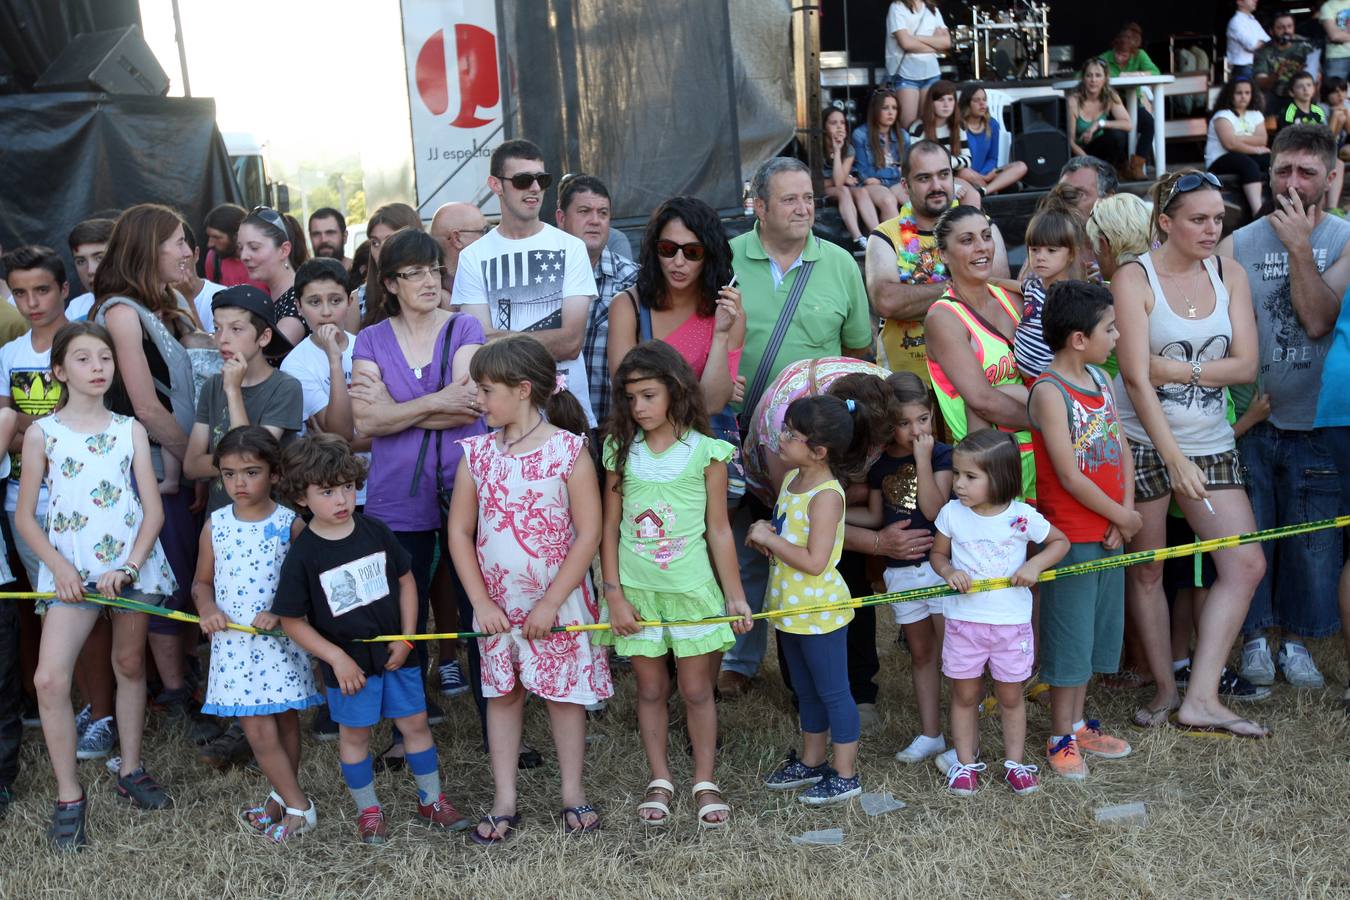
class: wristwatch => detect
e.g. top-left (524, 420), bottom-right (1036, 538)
top-left (1190, 360), bottom-right (1202, 386)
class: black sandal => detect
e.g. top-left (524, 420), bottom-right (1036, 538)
top-left (469, 813), bottom-right (521, 845)
top-left (48, 794), bottom-right (89, 851)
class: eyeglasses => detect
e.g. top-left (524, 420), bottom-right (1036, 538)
top-left (250, 206), bottom-right (289, 239)
top-left (654, 240), bottom-right (706, 261)
top-left (778, 426), bottom-right (807, 445)
top-left (392, 266), bottom-right (445, 282)
top-left (1162, 171), bottom-right (1222, 210)
top-left (503, 171), bottom-right (552, 190)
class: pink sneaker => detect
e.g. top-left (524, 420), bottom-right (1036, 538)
top-left (945, 761), bottom-right (986, 797)
top-left (1003, 760), bottom-right (1040, 795)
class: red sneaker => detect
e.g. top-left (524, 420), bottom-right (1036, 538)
top-left (945, 761), bottom-right (985, 797)
top-left (357, 805), bottom-right (388, 844)
top-left (417, 793), bottom-right (470, 832)
top-left (1003, 760), bottom-right (1040, 796)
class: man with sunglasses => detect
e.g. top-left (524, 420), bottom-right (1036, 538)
top-left (453, 139), bottom-right (598, 426)
top-left (1218, 123), bottom-right (1350, 690)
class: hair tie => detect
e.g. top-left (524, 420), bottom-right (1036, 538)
top-left (845, 398), bottom-right (856, 413)
top-left (553, 372), bottom-right (567, 396)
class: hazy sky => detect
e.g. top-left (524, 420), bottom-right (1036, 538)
top-left (138, 0), bottom-right (409, 170)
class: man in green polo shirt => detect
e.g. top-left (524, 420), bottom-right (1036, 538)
top-left (731, 157), bottom-right (874, 418)
top-left (720, 157), bottom-right (874, 702)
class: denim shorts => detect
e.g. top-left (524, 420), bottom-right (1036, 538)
top-left (34, 583), bottom-right (166, 617)
top-left (891, 73), bottom-right (940, 91)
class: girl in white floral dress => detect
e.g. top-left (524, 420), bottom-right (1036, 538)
top-left (16, 322), bottom-right (177, 849)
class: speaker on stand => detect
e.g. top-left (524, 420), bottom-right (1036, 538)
top-left (1013, 128), bottom-right (1071, 189)
top-left (33, 25), bottom-right (169, 96)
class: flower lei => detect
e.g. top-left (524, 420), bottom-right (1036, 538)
top-left (895, 206), bottom-right (948, 286)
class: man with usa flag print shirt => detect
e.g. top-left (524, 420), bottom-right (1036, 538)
top-left (453, 139), bottom-right (598, 426)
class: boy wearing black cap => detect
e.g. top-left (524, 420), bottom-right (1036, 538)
top-left (184, 285), bottom-right (303, 512)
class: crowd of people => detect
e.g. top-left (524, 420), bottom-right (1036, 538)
top-left (0, 116), bottom-right (1347, 853)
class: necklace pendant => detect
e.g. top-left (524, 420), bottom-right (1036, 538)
top-left (414, 366), bottom-right (423, 379)
top-left (1186, 307), bottom-right (1197, 319)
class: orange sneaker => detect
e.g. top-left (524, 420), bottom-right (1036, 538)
top-left (1073, 720), bottom-right (1132, 759)
top-left (1046, 735), bottom-right (1088, 781)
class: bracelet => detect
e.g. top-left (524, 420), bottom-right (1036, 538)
top-left (1190, 360), bottom-right (1202, 387)
top-left (117, 564), bottom-right (139, 583)
top-left (400, 639), bottom-right (415, 650)
top-left (872, 532), bottom-right (881, 555)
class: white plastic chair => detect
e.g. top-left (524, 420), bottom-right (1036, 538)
top-left (984, 88), bottom-right (1014, 167)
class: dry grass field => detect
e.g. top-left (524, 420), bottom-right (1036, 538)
top-left (0, 625), bottom-right (1346, 900)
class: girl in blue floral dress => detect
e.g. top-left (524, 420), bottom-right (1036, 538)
top-left (191, 426), bottom-right (322, 843)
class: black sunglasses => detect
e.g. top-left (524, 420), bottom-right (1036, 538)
top-left (654, 240), bottom-right (706, 261)
top-left (503, 171), bottom-right (552, 190)
top-left (250, 206), bottom-right (290, 239)
top-left (1162, 172), bottom-right (1222, 210)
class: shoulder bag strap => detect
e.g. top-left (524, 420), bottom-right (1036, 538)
top-left (409, 314), bottom-right (459, 497)
top-left (742, 249), bottom-right (816, 421)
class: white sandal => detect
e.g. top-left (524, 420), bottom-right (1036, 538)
top-left (692, 781), bottom-right (730, 829)
top-left (264, 798), bottom-right (317, 844)
top-left (636, 778), bottom-right (674, 827)
top-left (241, 790), bottom-right (285, 832)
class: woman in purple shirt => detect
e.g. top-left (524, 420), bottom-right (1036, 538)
top-left (351, 229), bottom-right (486, 759)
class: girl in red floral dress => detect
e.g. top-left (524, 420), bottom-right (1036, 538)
top-left (447, 335), bottom-right (612, 844)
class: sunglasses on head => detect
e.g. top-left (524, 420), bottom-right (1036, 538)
top-left (654, 240), bottom-right (706, 261)
top-left (1162, 171), bottom-right (1222, 210)
top-left (250, 206), bottom-right (289, 239)
top-left (502, 171), bottom-right (552, 190)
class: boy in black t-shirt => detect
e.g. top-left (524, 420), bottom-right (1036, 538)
top-left (274, 434), bottom-right (469, 843)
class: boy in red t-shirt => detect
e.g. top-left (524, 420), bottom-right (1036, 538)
top-left (1027, 280), bottom-right (1142, 781)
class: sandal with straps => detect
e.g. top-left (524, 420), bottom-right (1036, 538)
top-left (560, 804), bottom-right (601, 835)
top-left (692, 781), bottom-right (730, 829)
top-left (637, 778), bottom-right (674, 827)
top-left (262, 798), bottom-right (317, 844)
top-left (241, 790), bottom-right (285, 832)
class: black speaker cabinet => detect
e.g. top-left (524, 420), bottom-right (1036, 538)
top-left (1013, 127), bottom-right (1070, 190)
top-left (34, 25), bottom-right (169, 96)
top-left (1014, 96), bottom-right (1063, 133)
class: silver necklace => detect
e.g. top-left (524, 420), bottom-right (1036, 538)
top-left (500, 415), bottom-right (545, 452)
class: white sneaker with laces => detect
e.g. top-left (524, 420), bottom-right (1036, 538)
top-left (1239, 638), bottom-right (1276, 687)
top-left (1277, 643), bottom-right (1325, 689)
top-left (895, 733), bottom-right (947, 764)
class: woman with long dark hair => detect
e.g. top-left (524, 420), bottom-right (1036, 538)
top-left (237, 206), bottom-right (306, 344)
top-left (909, 80), bottom-right (982, 208)
top-left (354, 202), bottom-right (424, 330)
top-left (850, 89), bottom-right (909, 219)
top-left (1205, 78), bottom-right (1269, 217)
top-left (606, 196), bottom-right (744, 414)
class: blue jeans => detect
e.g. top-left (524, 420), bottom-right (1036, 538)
top-left (778, 628), bottom-right (860, 743)
top-left (1238, 424), bottom-right (1344, 638)
top-left (721, 498), bottom-right (771, 678)
top-left (1326, 57), bottom-right (1350, 82)
top-left (1230, 64), bottom-right (1254, 83)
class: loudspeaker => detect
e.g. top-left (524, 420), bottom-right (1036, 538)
top-left (1014, 96), bottom-right (1062, 133)
top-left (1012, 127), bottom-right (1070, 189)
top-left (34, 26), bottom-right (168, 96)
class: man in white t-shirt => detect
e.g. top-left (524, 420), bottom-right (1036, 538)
top-left (0, 245), bottom-right (70, 581)
top-left (1321, 0), bottom-right (1350, 80)
top-left (64, 217), bottom-right (115, 322)
top-left (176, 223), bottom-right (226, 332)
top-left (1227, 0), bottom-right (1271, 81)
top-left (279, 257), bottom-right (369, 505)
top-left (452, 139), bottom-right (598, 426)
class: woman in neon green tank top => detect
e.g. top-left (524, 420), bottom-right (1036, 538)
top-left (924, 205), bottom-right (1036, 498)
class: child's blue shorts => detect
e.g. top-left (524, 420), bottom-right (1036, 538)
top-left (325, 666), bottom-right (425, 728)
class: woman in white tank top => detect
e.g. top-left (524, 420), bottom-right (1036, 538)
top-left (1111, 170), bottom-right (1268, 739)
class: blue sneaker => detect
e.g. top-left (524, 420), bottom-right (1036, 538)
top-left (438, 660), bottom-right (470, 697)
top-left (798, 770), bottom-right (861, 806)
top-left (74, 704), bottom-right (92, 738)
top-left (763, 751), bottom-right (827, 790)
top-left (76, 716), bottom-right (116, 760)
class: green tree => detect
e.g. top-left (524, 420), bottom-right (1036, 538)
top-left (307, 184), bottom-right (340, 213)
top-left (347, 190), bottom-right (367, 225)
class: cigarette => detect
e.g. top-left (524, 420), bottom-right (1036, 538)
top-left (1202, 498), bottom-right (1215, 515)
top-left (726, 273), bottom-right (738, 289)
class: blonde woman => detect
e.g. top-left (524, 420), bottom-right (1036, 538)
top-left (1067, 59), bottom-right (1131, 169)
top-left (1085, 192), bottom-right (1152, 281)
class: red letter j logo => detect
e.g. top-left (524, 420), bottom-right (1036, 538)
top-left (415, 25), bottom-right (500, 128)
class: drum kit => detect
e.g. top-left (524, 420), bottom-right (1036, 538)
top-left (949, 0), bottom-right (1051, 81)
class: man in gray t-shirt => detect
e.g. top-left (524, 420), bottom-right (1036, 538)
top-left (1220, 124), bottom-right (1350, 687)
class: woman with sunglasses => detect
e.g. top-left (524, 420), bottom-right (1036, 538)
top-left (1206, 79), bottom-right (1270, 217)
top-left (1110, 169), bottom-right (1268, 739)
top-left (607, 197), bottom-right (744, 414)
top-left (237, 207), bottom-right (306, 346)
top-left (851, 89), bottom-right (909, 220)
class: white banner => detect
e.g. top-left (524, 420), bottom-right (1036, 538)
top-left (401, 0), bottom-right (504, 215)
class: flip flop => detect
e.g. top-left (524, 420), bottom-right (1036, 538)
top-left (1132, 703), bottom-right (1177, 728)
top-left (468, 813), bottom-right (521, 845)
top-left (1169, 714), bottom-right (1271, 740)
top-left (560, 804), bottom-right (600, 835)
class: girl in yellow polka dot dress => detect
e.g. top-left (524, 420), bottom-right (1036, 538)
top-left (748, 395), bottom-right (883, 806)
